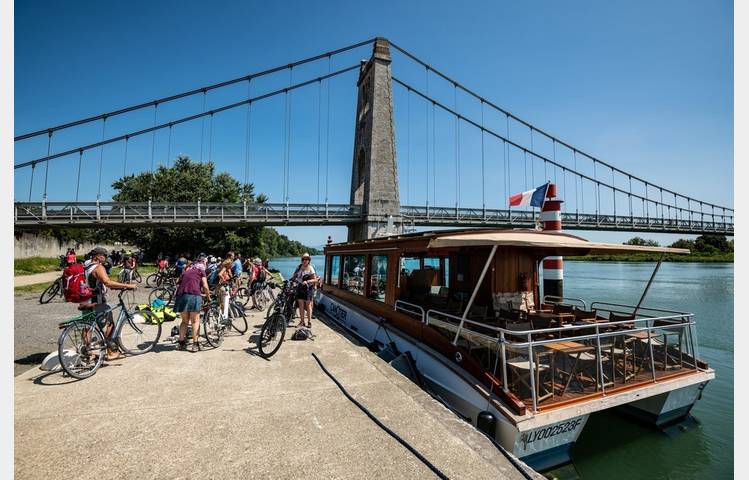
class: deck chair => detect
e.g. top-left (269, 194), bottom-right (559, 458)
top-left (505, 346), bottom-right (553, 403)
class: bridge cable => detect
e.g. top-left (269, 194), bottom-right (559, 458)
top-left (529, 127), bottom-right (535, 187)
top-left (150, 105), bottom-right (158, 195)
top-left (506, 115), bottom-right (511, 209)
top-left (13, 65), bottom-right (361, 174)
top-left (325, 56), bottom-right (332, 205)
top-left (425, 67), bottom-right (430, 209)
top-left (574, 149), bottom-right (578, 214)
top-left (389, 41), bottom-right (731, 215)
top-left (611, 168), bottom-right (616, 217)
top-left (97, 118), bottom-right (107, 200)
top-left (480, 100), bottom-right (485, 212)
top-left (406, 87), bottom-right (411, 205)
top-left (454, 83), bottom-right (459, 211)
top-left (246, 82), bottom-right (253, 186)
top-left (42, 132), bottom-right (53, 200)
top-left (27, 164), bottom-right (35, 201)
top-left (208, 113), bottom-right (214, 163)
top-left (391, 76), bottom-right (697, 217)
top-left (432, 101), bottom-right (436, 208)
top-left (316, 79), bottom-right (322, 204)
top-left (285, 67), bottom-right (294, 204)
top-left (15, 38), bottom-right (376, 142)
top-left (75, 149), bottom-right (83, 201)
top-left (200, 92), bottom-right (207, 162)
top-left (123, 136), bottom-right (129, 178)
top-left (166, 124), bottom-right (173, 167)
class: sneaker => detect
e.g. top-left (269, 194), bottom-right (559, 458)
top-left (176, 340), bottom-right (187, 351)
top-left (188, 342), bottom-right (202, 353)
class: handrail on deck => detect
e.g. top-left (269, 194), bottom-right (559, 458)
top-left (424, 306), bottom-right (701, 414)
top-left (590, 301), bottom-right (692, 317)
top-left (542, 295), bottom-right (587, 310)
top-left (394, 300), bottom-right (425, 323)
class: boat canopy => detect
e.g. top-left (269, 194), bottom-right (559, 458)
top-left (426, 230), bottom-right (689, 256)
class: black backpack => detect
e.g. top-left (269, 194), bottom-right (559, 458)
top-left (292, 327), bottom-right (313, 341)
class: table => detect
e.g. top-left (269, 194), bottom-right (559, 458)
top-left (544, 341), bottom-right (596, 396)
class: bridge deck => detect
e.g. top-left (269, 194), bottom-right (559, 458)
top-left (14, 202), bottom-right (733, 234)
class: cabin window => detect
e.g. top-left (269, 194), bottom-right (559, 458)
top-left (369, 255), bottom-right (388, 302)
top-left (399, 254), bottom-right (449, 304)
top-left (329, 256), bottom-right (341, 287)
top-left (342, 255), bottom-right (366, 295)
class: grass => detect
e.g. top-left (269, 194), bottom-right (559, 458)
top-left (14, 282), bottom-right (52, 295)
top-left (14, 257), bottom-right (62, 276)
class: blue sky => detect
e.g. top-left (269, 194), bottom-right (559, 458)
top-left (14, 0), bottom-right (733, 247)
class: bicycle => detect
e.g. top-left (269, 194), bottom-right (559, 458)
top-left (200, 291), bottom-right (249, 347)
top-left (256, 280), bottom-right (298, 358)
top-left (250, 281), bottom-right (275, 312)
top-left (57, 290), bottom-right (161, 379)
top-left (39, 275), bottom-right (64, 304)
top-left (149, 284), bottom-right (176, 306)
top-left (118, 267), bottom-right (142, 284)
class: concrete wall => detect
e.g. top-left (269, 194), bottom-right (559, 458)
top-left (14, 233), bottom-right (128, 259)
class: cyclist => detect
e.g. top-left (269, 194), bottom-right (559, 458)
top-left (174, 256), bottom-right (211, 352)
top-left (229, 252), bottom-right (243, 287)
top-left (81, 247), bottom-right (137, 361)
top-left (249, 257), bottom-right (271, 310)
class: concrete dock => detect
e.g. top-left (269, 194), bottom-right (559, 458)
top-left (14, 305), bottom-right (540, 479)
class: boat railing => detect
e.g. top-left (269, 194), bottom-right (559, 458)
top-left (542, 295), bottom-right (587, 310)
top-left (394, 300), bottom-right (426, 322)
top-left (590, 301), bottom-right (692, 317)
top-left (424, 307), bottom-right (703, 414)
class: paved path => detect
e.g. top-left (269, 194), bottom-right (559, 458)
top-left (14, 306), bottom-right (539, 480)
top-left (14, 270), bottom-right (60, 287)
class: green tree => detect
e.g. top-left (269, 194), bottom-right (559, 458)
top-left (669, 238), bottom-right (695, 251)
top-left (624, 237), bottom-right (659, 247)
top-left (109, 156), bottom-right (318, 258)
top-left (694, 234), bottom-right (731, 253)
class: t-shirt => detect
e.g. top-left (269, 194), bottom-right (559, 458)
top-left (176, 267), bottom-right (206, 296)
top-left (232, 259), bottom-right (243, 277)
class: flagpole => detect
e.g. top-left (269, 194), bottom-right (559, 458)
top-left (538, 181), bottom-right (551, 230)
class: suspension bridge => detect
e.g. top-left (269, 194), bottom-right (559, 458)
top-left (13, 38), bottom-right (733, 238)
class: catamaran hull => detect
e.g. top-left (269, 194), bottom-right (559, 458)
top-left (615, 382), bottom-right (706, 427)
top-left (316, 291), bottom-right (586, 471)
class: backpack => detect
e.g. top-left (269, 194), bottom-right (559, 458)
top-left (292, 327), bottom-right (313, 341)
top-left (63, 263), bottom-right (93, 303)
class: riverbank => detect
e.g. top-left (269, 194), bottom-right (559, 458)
top-left (566, 253), bottom-right (732, 263)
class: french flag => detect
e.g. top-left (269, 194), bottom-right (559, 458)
top-left (508, 182), bottom-right (549, 207)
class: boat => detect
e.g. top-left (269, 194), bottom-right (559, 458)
top-left (314, 228), bottom-right (715, 471)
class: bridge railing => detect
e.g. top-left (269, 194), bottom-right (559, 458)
top-left (14, 201), bottom-right (363, 225)
top-left (400, 205), bottom-right (733, 233)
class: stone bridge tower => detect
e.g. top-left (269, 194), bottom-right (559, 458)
top-left (348, 37), bottom-right (401, 241)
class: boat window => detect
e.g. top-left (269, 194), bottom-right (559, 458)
top-left (329, 255), bottom-right (341, 287)
top-left (399, 254), bottom-right (449, 305)
top-left (342, 255), bottom-right (366, 295)
top-left (369, 255), bottom-right (388, 302)
top-left (401, 256), bottom-right (421, 275)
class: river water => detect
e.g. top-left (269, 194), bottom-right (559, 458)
top-left (269, 257), bottom-right (733, 479)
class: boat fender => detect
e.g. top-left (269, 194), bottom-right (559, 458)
top-left (476, 411), bottom-right (496, 437)
top-left (454, 352), bottom-right (463, 363)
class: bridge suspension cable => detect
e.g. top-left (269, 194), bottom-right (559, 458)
top-left (15, 64), bottom-right (360, 171)
top-left (14, 38), bottom-right (376, 142)
top-left (389, 41), bottom-right (732, 216)
top-left (392, 76), bottom-right (728, 224)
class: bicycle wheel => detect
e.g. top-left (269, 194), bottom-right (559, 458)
top-left (202, 306), bottom-right (225, 347)
top-left (133, 270), bottom-right (142, 283)
top-left (118, 311), bottom-right (162, 354)
top-left (235, 287), bottom-right (251, 307)
top-left (265, 302), bottom-right (276, 320)
top-left (39, 279), bottom-right (61, 304)
top-left (145, 273), bottom-right (159, 288)
top-left (149, 287), bottom-right (173, 306)
top-left (253, 290), bottom-right (269, 311)
top-left (58, 321), bottom-right (106, 379)
top-left (228, 302), bottom-right (248, 334)
top-left (257, 313), bottom-right (287, 358)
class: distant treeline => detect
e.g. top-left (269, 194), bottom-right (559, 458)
top-left (569, 234), bottom-right (733, 262)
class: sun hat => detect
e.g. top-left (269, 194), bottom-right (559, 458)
top-left (90, 246), bottom-right (109, 257)
top-left (301, 253), bottom-right (311, 259)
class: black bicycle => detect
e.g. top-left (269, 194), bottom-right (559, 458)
top-left (39, 275), bottom-right (64, 304)
top-left (257, 280), bottom-right (298, 358)
top-left (57, 290), bottom-right (161, 379)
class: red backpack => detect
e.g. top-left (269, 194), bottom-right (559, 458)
top-left (63, 263), bottom-right (94, 303)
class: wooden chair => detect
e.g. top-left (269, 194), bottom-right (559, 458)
top-left (552, 304), bottom-right (576, 315)
top-left (506, 350), bottom-right (553, 403)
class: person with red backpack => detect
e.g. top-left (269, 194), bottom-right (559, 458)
top-left (65, 248), bottom-right (77, 265)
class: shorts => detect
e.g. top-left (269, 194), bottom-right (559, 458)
top-left (173, 294), bottom-right (203, 313)
top-left (296, 285), bottom-right (314, 302)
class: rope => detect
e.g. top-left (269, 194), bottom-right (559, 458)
top-left (98, 118), bottom-right (107, 199)
top-left (310, 353), bottom-right (450, 480)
